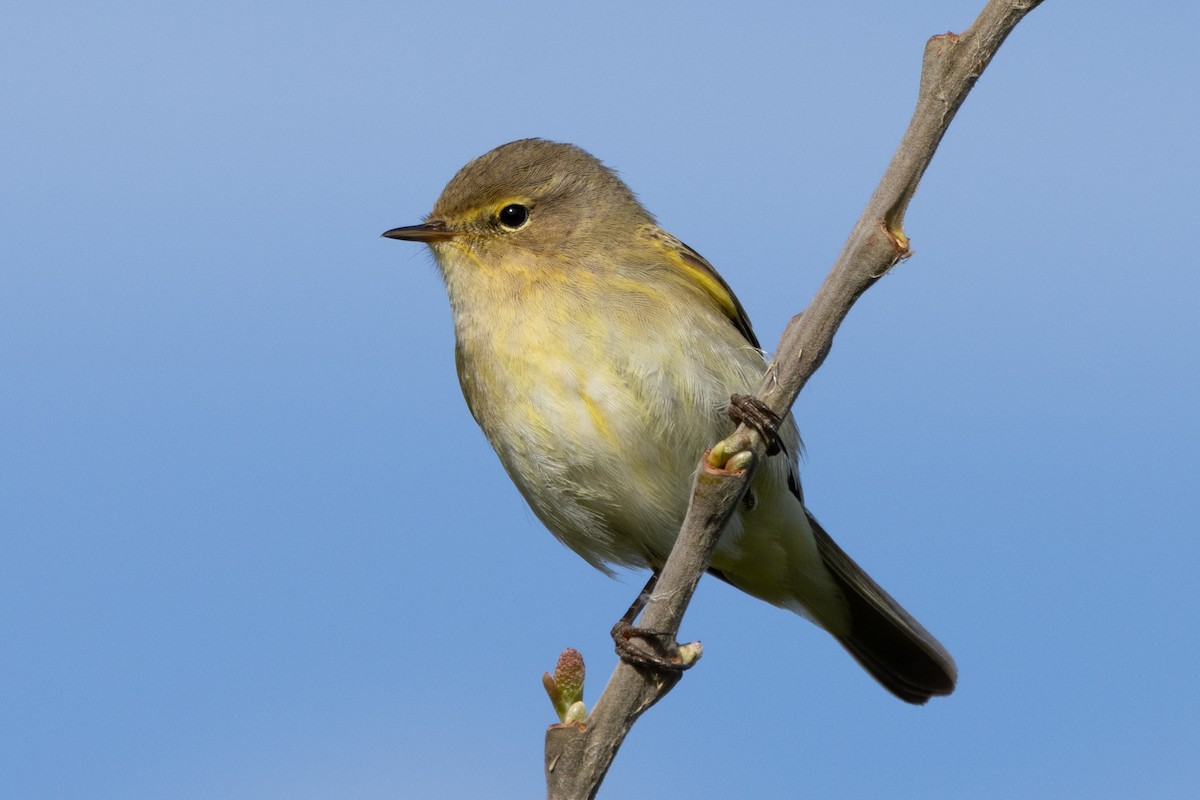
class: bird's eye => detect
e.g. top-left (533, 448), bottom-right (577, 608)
top-left (497, 204), bottom-right (530, 230)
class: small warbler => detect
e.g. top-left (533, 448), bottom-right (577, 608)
top-left (384, 139), bottom-right (955, 703)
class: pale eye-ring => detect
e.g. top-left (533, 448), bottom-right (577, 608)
top-left (497, 204), bottom-right (529, 230)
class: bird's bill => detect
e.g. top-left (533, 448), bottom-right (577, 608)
top-left (381, 221), bottom-right (460, 242)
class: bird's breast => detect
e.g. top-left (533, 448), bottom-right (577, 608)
top-left (447, 273), bottom-right (750, 567)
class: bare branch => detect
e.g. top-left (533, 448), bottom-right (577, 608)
top-left (545, 2), bottom-right (1045, 797)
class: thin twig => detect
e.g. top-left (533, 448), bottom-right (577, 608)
top-left (545, 2), bottom-right (1045, 797)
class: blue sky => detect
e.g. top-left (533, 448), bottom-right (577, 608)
top-left (3, 2), bottom-right (1198, 797)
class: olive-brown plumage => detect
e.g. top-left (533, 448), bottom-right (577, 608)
top-left (384, 139), bottom-right (955, 703)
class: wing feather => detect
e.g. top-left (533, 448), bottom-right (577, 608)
top-left (639, 225), bottom-right (761, 349)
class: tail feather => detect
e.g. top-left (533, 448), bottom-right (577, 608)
top-left (807, 512), bottom-right (957, 704)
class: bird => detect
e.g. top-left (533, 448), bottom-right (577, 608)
top-left (383, 138), bottom-right (955, 703)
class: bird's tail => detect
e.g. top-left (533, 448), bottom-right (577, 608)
top-left (807, 511), bottom-right (957, 704)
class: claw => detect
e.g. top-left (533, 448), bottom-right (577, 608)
top-left (611, 618), bottom-right (700, 672)
top-left (611, 571), bottom-right (702, 672)
top-left (727, 393), bottom-right (784, 457)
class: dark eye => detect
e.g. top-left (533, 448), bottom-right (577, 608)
top-left (497, 204), bottom-right (529, 230)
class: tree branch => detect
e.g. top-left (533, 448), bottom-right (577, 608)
top-left (545, 2), bottom-right (1045, 797)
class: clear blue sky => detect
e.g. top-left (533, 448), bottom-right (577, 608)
top-left (3, 2), bottom-right (1198, 797)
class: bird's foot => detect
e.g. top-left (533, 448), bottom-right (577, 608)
top-left (726, 393), bottom-right (784, 456)
top-left (611, 571), bottom-right (702, 672)
top-left (611, 619), bottom-right (702, 672)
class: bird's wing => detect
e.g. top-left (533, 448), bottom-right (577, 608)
top-left (640, 225), bottom-right (761, 350)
